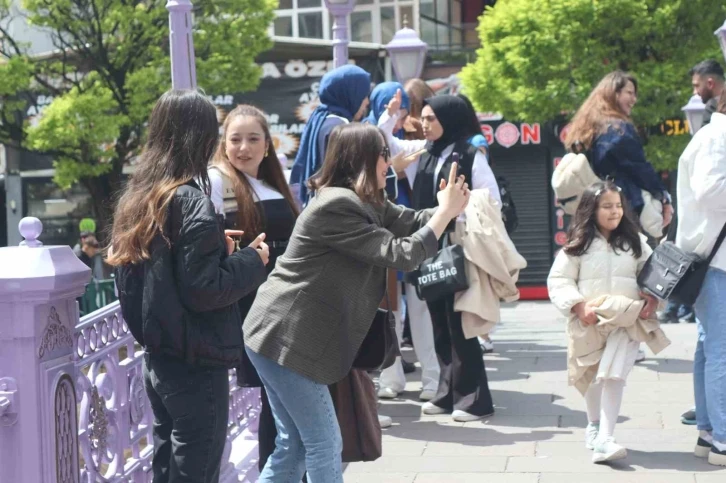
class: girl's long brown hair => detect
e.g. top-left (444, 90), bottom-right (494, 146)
top-left (564, 71), bottom-right (638, 152)
top-left (213, 105), bottom-right (298, 241)
top-left (564, 180), bottom-right (642, 259)
top-left (107, 90), bottom-right (220, 266)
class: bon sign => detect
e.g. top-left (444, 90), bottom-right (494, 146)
top-left (480, 122), bottom-right (541, 148)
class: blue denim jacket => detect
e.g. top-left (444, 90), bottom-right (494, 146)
top-left (590, 122), bottom-right (666, 211)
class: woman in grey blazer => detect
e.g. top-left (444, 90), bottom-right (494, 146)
top-left (244, 122), bottom-right (470, 482)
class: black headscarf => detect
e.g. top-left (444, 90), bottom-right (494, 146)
top-left (423, 95), bottom-right (479, 157)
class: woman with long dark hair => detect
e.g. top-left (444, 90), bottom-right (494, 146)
top-left (244, 122), bottom-right (470, 481)
top-left (108, 90), bottom-right (269, 483)
top-left (379, 92), bottom-right (500, 422)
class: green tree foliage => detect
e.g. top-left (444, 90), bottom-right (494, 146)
top-left (0, 0), bottom-right (275, 238)
top-left (460, 0), bottom-right (726, 170)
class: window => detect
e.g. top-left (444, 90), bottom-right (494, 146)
top-left (274, 16), bottom-right (293, 37)
top-left (351, 11), bottom-right (373, 43)
top-left (420, 16), bottom-right (436, 46)
top-left (274, 0), bottom-right (417, 44)
top-left (419, 0), bottom-right (464, 50)
top-left (398, 5), bottom-right (414, 27)
top-left (435, 0), bottom-right (449, 24)
top-left (299, 11), bottom-right (324, 39)
top-left (348, 0), bottom-right (418, 44)
top-left (420, 0), bottom-right (434, 17)
top-left (380, 7), bottom-right (396, 43)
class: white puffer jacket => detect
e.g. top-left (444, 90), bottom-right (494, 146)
top-left (547, 233), bottom-right (652, 317)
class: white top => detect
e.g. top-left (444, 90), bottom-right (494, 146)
top-left (208, 167), bottom-right (284, 217)
top-left (675, 112), bottom-right (726, 271)
top-left (377, 111), bottom-right (501, 205)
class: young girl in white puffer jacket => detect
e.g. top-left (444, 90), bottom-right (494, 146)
top-left (548, 180), bottom-right (658, 464)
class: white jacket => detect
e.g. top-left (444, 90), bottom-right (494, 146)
top-left (451, 189), bottom-right (527, 339)
top-left (547, 233), bottom-right (652, 317)
top-left (676, 112), bottom-right (726, 272)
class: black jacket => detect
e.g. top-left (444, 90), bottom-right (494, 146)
top-left (115, 182), bottom-right (267, 367)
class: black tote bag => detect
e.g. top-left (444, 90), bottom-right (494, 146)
top-left (407, 237), bottom-right (469, 302)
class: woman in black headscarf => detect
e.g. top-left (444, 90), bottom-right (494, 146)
top-left (380, 92), bottom-right (499, 422)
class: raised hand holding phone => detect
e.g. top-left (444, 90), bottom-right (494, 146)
top-left (437, 162), bottom-right (470, 219)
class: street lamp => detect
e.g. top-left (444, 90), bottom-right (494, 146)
top-left (385, 17), bottom-right (428, 84)
top-left (324, 0), bottom-right (356, 68)
top-left (166, 0), bottom-right (197, 89)
top-left (715, 19), bottom-right (726, 63)
top-left (682, 94), bottom-right (706, 135)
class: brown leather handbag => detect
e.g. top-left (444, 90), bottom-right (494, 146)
top-left (329, 369), bottom-right (382, 462)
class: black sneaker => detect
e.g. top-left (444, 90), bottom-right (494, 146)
top-left (708, 444), bottom-right (726, 466)
top-left (695, 437), bottom-right (712, 458)
top-left (401, 359), bottom-right (416, 374)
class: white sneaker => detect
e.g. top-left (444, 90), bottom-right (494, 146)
top-left (377, 386), bottom-right (399, 399)
top-left (421, 402), bottom-right (447, 415)
top-left (378, 414), bottom-right (392, 428)
top-left (479, 336), bottom-right (495, 353)
top-left (419, 389), bottom-right (437, 401)
top-left (452, 410), bottom-right (485, 422)
top-left (635, 349), bottom-right (646, 363)
top-left (592, 437), bottom-right (627, 463)
top-left (585, 422), bottom-right (600, 450)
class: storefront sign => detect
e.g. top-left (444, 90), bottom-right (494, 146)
top-left (480, 122), bottom-right (542, 148)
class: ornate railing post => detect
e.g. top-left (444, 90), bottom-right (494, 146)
top-left (0, 217), bottom-right (91, 483)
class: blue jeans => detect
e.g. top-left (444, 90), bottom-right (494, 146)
top-left (694, 267), bottom-right (726, 443)
top-left (246, 347), bottom-right (343, 482)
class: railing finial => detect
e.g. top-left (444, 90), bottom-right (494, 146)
top-left (18, 217), bottom-right (43, 247)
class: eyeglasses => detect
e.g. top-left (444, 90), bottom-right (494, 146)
top-left (381, 146), bottom-right (390, 161)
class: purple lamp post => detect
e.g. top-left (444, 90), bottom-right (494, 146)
top-left (715, 19), bottom-right (726, 63)
top-left (166, 0), bottom-right (197, 89)
top-left (682, 94), bottom-right (707, 135)
top-left (324, 0), bottom-right (356, 68)
top-left (385, 17), bottom-right (428, 83)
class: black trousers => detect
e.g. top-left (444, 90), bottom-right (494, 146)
top-left (143, 353), bottom-right (229, 483)
top-left (426, 294), bottom-right (494, 416)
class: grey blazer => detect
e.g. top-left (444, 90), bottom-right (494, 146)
top-left (244, 187), bottom-right (439, 384)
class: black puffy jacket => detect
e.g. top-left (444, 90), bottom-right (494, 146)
top-left (115, 182), bottom-right (267, 367)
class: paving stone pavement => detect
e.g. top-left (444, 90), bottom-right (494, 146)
top-left (343, 301), bottom-right (726, 482)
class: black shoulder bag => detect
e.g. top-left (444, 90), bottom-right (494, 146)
top-left (353, 274), bottom-right (400, 372)
top-left (638, 224), bottom-right (726, 306)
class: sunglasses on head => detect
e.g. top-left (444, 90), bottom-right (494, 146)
top-left (594, 185), bottom-right (622, 197)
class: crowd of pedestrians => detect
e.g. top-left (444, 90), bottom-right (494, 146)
top-left (105, 59), bottom-right (726, 482)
